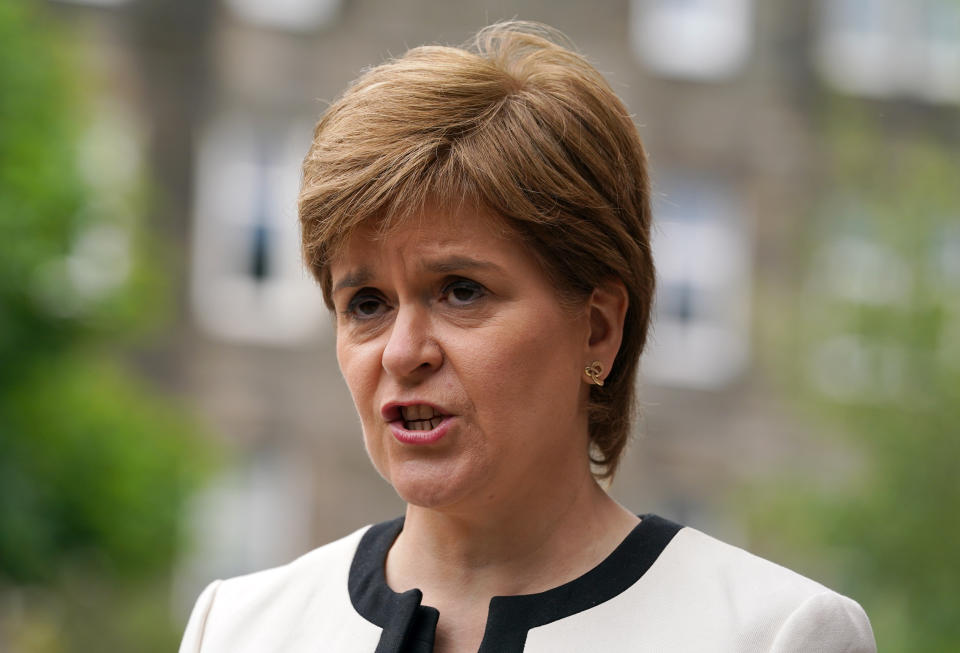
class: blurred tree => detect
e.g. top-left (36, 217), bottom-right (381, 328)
top-left (747, 103), bottom-right (960, 652)
top-left (0, 2), bottom-right (213, 651)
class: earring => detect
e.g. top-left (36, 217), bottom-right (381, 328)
top-left (584, 361), bottom-right (604, 387)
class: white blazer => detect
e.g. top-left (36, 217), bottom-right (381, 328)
top-left (180, 514), bottom-right (876, 652)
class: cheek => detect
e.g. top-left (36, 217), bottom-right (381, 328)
top-left (460, 315), bottom-right (584, 430)
top-left (338, 336), bottom-right (397, 425)
top-left (336, 341), bottom-right (378, 422)
top-left (338, 343), bottom-right (392, 477)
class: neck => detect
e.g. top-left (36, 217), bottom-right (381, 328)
top-left (386, 465), bottom-right (638, 600)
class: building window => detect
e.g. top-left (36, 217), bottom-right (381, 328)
top-left (222, 0), bottom-right (341, 33)
top-left (629, 0), bottom-right (754, 81)
top-left (190, 112), bottom-right (329, 345)
top-left (815, 0), bottom-right (960, 103)
top-left (643, 173), bottom-right (752, 389)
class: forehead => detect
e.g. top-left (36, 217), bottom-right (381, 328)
top-left (330, 204), bottom-right (518, 270)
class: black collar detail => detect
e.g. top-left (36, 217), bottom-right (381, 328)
top-left (348, 514), bottom-right (681, 653)
top-left (348, 518), bottom-right (437, 653)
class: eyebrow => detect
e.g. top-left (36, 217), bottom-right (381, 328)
top-left (332, 267), bottom-right (373, 295)
top-left (331, 256), bottom-right (503, 294)
top-left (422, 256), bottom-right (503, 275)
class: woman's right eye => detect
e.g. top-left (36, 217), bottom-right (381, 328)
top-left (345, 291), bottom-right (389, 320)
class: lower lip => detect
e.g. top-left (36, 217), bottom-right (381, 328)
top-left (389, 416), bottom-right (453, 445)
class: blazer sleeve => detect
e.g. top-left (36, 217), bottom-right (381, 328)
top-left (179, 580), bottom-right (223, 653)
top-left (769, 590), bottom-right (876, 653)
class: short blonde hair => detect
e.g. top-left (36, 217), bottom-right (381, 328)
top-left (299, 21), bottom-right (654, 479)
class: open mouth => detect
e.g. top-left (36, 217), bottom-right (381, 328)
top-left (400, 404), bottom-right (445, 431)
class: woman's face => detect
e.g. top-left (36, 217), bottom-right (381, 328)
top-left (329, 205), bottom-right (592, 512)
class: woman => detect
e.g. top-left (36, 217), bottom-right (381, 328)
top-left (180, 22), bottom-right (876, 653)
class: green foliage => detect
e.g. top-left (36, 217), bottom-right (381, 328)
top-left (2, 574), bottom-right (183, 653)
top-left (0, 354), bottom-right (210, 583)
top-left (0, 1), bottom-right (86, 373)
top-left (0, 1), bottom-right (215, 650)
top-left (747, 104), bottom-right (960, 652)
top-left (0, 2), bottom-right (168, 373)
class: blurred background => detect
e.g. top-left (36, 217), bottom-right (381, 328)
top-left (1, 0), bottom-right (958, 650)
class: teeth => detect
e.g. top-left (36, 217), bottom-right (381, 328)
top-left (401, 405), bottom-right (437, 421)
top-left (402, 416), bottom-right (444, 431)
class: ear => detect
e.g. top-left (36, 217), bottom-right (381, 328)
top-left (585, 278), bottom-right (629, 375)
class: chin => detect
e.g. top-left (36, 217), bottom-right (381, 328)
top-left (383, 457), bottom-right (491, 512)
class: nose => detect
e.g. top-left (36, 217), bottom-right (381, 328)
top-left (381, 305), bottom-right (442, 381)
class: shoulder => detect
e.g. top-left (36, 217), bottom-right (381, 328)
top-left (209, 523), bottom-right (368, 605)
top-left (179, 524), bottom-right (382, 653)
top-left (653, 524), bottom-right (877, 652)
top-left (767, 590), bottom-right (877, 653)
top-left (524, 516), bottom-right (876, 652)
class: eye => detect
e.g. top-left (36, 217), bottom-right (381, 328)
top-left (345, 289), bottom-right (390, 320)
top-left (442, 278), bottom-right (486, 307)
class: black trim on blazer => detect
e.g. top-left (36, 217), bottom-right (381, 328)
top-left (348, 514), bottom-right (682, 653)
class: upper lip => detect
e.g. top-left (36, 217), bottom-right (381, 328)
top-left (380, 401), bottom-right (452, 422)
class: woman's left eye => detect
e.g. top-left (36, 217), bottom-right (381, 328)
top-left (441, 279), bottom-right (485, 306)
